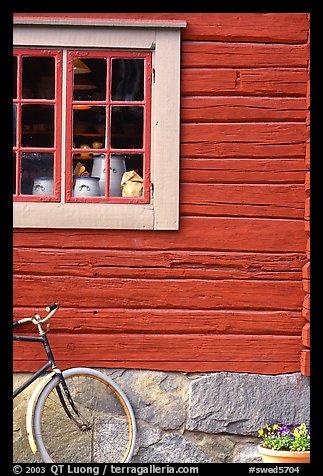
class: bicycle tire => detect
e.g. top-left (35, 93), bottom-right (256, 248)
top-left (32, 367), bottom-right (136, 463)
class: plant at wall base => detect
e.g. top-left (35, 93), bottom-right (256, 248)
top-left (257, 424), bottom-right (310, 463)
top-left (258, 424), bottom-right (310, 451)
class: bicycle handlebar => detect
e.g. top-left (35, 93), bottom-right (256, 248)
top-left (42, 303), bottom-right (60, 323)
top-left (13, 303), bottom-right (60, 328)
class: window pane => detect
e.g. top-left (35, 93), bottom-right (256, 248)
top-left (120, 154), bottom-right (144, 198)
top-left (73, 58), bottom-right (106, 101)
top-left (73, 106), bottom-right (106, 148)
top-left (72, 153), bottom-right (93, 181)
top-left (21, 105), bottom-right (54, 147)
top-left (124, 153), bottom-right (144, 180)
top-left (111, 106), bottom-right (143, 149)
top-left (72, 152), bottom-right (102, 198)
top-left (13, 56), bottom-right (17, 99)
top-left (111, 59), bottom-right (144, 101)
top-left (22, 56), bottom-right (55, 99)
top-left (20, 152), bottom-right (54, 195)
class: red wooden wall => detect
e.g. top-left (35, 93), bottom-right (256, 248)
top-left (13, 13), bottom-right (310, 375)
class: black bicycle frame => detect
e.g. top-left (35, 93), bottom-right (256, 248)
top-left (13, 333), bottom-right (56, 399)
top-left (13, 329), bottom-right (90, 429)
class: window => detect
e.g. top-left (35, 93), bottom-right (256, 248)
top-left (13, 49), bottom-right (62, 200)
top-left (13, 18), bottom-right (186, 229)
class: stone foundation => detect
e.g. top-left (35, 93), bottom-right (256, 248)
top-left (13, 370), bottom-right (310, 463)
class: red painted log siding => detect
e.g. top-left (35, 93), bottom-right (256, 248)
top-left (13, 13), bottom-right (310, 374)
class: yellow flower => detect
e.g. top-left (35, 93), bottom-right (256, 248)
top-left (258, 429), bottom-right (264, 436)
top-left (266, 424), bottom-right (271, 431)
top-left (294, 429), bottom-right (300, 438)
top-left (273, 424), bottom-right (279, 430)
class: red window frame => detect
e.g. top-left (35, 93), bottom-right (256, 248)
top-left (13, 48), bottom-right (62, 202)
top-left (13, 49), bottom-right (152, 204)
top-left (65, 50), bottom-right (152, 203)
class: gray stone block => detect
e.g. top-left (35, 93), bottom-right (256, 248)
top-left (102, 369), bottom-right (189, 430)
top-left (187, 372), bottom-right (310, 435)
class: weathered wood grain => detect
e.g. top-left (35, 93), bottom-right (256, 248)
top-left (13, 307), bottom-right (305, 336)
top-left (181, 42), bottom-right (309, 68)
top-left (300, 349), bottom-right (310, 376)
top-left (180, 159), bottom-right (306, 184)
top-left (12, 359), bottom-right (300, 375)
top-left (13, 249), bottom-right (306, 281)
top-left (14, 275), bottom-right (303, 311)
top-left (181, 97), bottom-right (307, 123)
top-left (13, 333), bottom-right (302, 363)
top-left (181, 122), bottom-right (306, 158)
top-left (301, 322), bottom-right (310, 347)
top-left (180, 183), bottom-right (305, 219)
top-left (182, 122), bottom-right (306, 144)
top-left (13, 11), bottom-right (309, 374)
top-left (13, 217), bottom-right (307, 252)
top-left (181, 68), bottom-right (308, 96)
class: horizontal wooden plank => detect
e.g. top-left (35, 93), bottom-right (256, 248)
top-left (182, 122), bottom-right (306, 144)
top-left (181, 97), bottom-right (307, 123)
top-left (12, 359), bottom-right (300, 375)
top-left (181, 68), bottom-right (308, 96)
top-left (182, 42), bottom-right (309, 68)
top-left (181, 122), bottom-right (306, 158)
top-left (180, 158), bottom-right (306, 184)
top-left (13, 217), bottom-right (307, 252)
top-left (13, 275), bottom-right (303, 310)
top-left (13, 307), bottom-right (305, 335)
top-left (180, 183), bottom-right (305, 219)
top-left (13, 249), bottom-right (306, 281)
top-left (181, 143), bottom-right (305, 159)
top-left (178, 13), bottom-right (309, 43)
top-left (181, 68), bottom-right (237, 95)
top-left (13, 333), bottom-right (302, 362)
top-left (15, 13), bottom-right (309, 43)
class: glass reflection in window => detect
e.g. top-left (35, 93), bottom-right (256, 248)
top-left (111, 106), bottom-right (143, 149)
top-left (22, 56), bottom-right (55, 99)
top-left (21, 105), bottom-right (54, 147)
top-left (111, 59), bottom-right (144, 101)
top-left (73, 58), bottom-right (107, 101)
top-left (20, 152), bottom-right (54, 195)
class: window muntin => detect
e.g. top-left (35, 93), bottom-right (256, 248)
top-left (13, 49), bottom-right (62, 201)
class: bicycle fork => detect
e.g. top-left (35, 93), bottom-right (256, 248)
top-left (55, 372), bottom-right (93, 431)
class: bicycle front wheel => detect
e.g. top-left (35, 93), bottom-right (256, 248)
top-left (32, 368), bottom-right (136, 463)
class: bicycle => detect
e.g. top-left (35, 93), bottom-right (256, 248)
top-left (13, 303), bottom-right (137, 463)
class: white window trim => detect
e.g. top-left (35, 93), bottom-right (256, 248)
top-left (13, 19), bottom-right (186, 230)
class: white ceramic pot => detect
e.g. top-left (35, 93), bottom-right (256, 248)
top-left (91, 154), bottom-right (126, 196)
top-left (110, 155), bottom-right (126, 197)
top-left (32, 177), bottom-right (54, 196)
top-left (91, 155), bottom-right (106, 195)
top-left (73, 176), bottom-right (100, 197)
